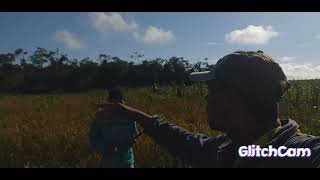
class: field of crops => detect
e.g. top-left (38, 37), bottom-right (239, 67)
top-left (0, 80), bottom-right (320, 167)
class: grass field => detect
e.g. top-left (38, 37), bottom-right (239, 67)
top-left (0, 80), bottom-right (319, 167)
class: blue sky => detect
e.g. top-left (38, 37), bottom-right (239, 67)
top-left (1, 12), bottom-right (320, 79)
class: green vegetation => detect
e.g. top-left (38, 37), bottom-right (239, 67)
top-left (0, 81), bottom-right (319, 167)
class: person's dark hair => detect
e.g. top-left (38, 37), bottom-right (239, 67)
top-left (107, 86), bottom-right (124, 102)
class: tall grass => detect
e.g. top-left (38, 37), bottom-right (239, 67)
top-left (0, 80), bottom-right (319, 167)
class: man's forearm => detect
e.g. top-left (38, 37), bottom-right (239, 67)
top-left (135, 115), bottom-right (216, 166)
top-left (111, 102), bottom-right (220, 167)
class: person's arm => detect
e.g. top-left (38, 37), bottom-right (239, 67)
top-left (132, 121), bottom-right (139, 136)
top-left (102, 103), bottom-right (223, 167)
top-left (89, 117), bottom-right (105, 154)
top-left (127, 122), bottom-right (138, 145)
top-left (141, 116), bottom-right (222, 167)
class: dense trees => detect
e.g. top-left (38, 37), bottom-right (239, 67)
top-left (0, 47), bottom-right (213, 93)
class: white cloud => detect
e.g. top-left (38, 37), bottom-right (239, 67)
top-left (89, 12), bottom-right (137, 32)
top-left (135, 26), bottom-right (174, 44)
top-left (88, 13), bottom-right (174, 45)
top-left (207, 42), bottom-right (223, 46)
top-left (280, 63), bottom-right (320, 80)
top-left (54, 30), bottom-right (85, 50)
top-left (225, 25), bottom-right (279, 45)
top-left (278, 56), bottom-right (296, 63)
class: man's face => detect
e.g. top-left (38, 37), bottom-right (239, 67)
top-left (205, 80), bottom-right (234, 132)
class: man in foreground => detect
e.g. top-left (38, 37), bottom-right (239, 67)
top-left (103, 51), bottom-right (320, 168)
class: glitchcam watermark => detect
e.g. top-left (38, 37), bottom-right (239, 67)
top-left (238, 145), bottom-right (311, 158)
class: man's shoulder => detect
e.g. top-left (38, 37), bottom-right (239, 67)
top-left (94, 110), bottom-right (108, 120)
top-left (286, 131), bottom-right (320, 148)
top-left (276, 118), bottom-right (319, 147)
top-left (94, 110), bottom-right (134, 124)
top-left (94, 110), bottom-right (121, 120)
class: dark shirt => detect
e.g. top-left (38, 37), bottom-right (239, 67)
top-left (143, 116), bottom-right (320, 168)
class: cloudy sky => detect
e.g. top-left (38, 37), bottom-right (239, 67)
top-left (1, 12), bottom-right (320, 79)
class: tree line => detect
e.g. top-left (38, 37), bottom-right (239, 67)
top-left (0, 47), bottom-right (214, 93)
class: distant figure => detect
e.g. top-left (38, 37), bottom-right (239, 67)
top-left (176, 87), bottom-right (184, 97)
top-left (176, 88), bottom-right (182, 97)
top-left (176, 84), bottom-right (186, 97)
top-left (89, 87), bottom-right (140, 168)
top-left (152, 83), bottom-right (159, 94)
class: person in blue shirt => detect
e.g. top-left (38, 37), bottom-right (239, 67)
top-left (89, 87), bottom-right (139, 168)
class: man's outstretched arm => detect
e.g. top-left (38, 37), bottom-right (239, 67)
top-left (104, 103), bottom-right (223, 167)
top-left (142, 116), bottom-right (224, 167)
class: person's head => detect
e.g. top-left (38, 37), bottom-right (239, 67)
top-left (107, 86), bottom-right (124, 103)
top-left (189, 51), bottom-right (290, 134)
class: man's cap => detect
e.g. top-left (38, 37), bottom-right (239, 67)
top-left (189, 50), bottom-right (291, 104)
